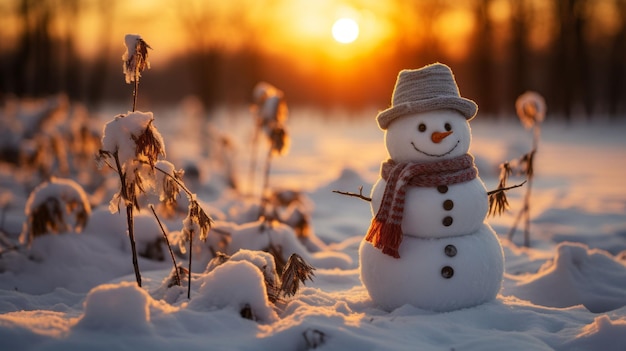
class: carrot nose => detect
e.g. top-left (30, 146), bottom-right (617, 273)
top-left (431, 131), bottom-right (453, 143)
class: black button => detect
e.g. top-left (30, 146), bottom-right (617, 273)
top-left (441, 266), bottom-right (454, 279)
top-left (437, 185), bottom-right (448, 193)
top-left (444, 244), bottom-right (457, 257)
top-left (442, 216), bottom-right (453, 226)
top-left (443, 199), bottom-right (454, 211)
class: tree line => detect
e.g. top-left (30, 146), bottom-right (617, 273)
top-left (0, 0), bottom-right (624, 120)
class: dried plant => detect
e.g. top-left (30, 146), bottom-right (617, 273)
top-left (179, 199), bottom-right (212, 298)
top-left (266, 190), bottom-right (313, 239)
top-left (97, 34), bottom-right (215, 295)
top-left (516, 91), bottom-right (546, 130)
top-left (97, 111), bottom-right (166, 287)
top-left (154, 160), bottom-right (183, 218)
top-left (248, 82), bottom-right (290, 219)
top-left (151, 164), bottom-right (212, 299)
top-left (122, 34), bottom-right (151, 112)
top-left (206, 250), bottom-right (315, 306)
top-left (20, 177), bottom-right (91, 246)
top-left (205, 251), bottom-right (231, 272)
top-left (488, 162), bottom-right (514, 216)
top-left (240, 303), bottom-right (255, 320)
top-left (0, 193), bottom-right (21, 257)
top-left (248, 83), bottom-right (288, 192)
top-left (280, 253), bottom-right (315, 298)
top-left (21, 132), bottom-right (71, 184)
top-left (150, 204), bottom-right (180, 284)
top-left (165, 265), bottom-right (188, 288)
top-left (206, 227), bottom-right (231, 257)
top-left (99, 115), bottom-right (213, 291)
top-left (303, 328), bottom-right (326, 350)
top-left (506, 91), bottom-right (547, 247)
top-left (268, 125), bottom-right (289, 156)
top-left (265, 242), bottom-right (287, 276)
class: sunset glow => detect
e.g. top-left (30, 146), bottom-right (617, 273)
top-left (1, 0), bottom-right (624, 115)
top-left (332, 18), bottom-right (359, 44)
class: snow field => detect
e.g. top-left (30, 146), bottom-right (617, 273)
top-left (0, 100), bottom-right (625, 350)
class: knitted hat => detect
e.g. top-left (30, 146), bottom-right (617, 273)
top-left (376, 63), bottom-right (478, 130)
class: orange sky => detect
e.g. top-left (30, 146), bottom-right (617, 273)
top-left (109, 0), bottom-right (399, 65)
top-left (1, 0), bottom-right (622, 67)
top-left (0, 0), bottom-right (452, 64)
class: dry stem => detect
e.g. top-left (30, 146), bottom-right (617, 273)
top-left (149, 204), bottom-right (180, 286)
top-left (332, 186), bottom-right (372, 202)
top-left (508, 124), bottom-right (540, 247)
top-left (113, 151), bottom-right (142, 287)
top-left (149, 163), bottom-right (209, 298)
top-left (132, 65), bottom-right (139, 112)
top-left (486, 180), bottom-right (527, 196)
top-left (187, 234), bottom-right (192, 299)
top-left (248, 124), bottom-right (261, 196)
top-left (259, 147), bottom-right (273, 218)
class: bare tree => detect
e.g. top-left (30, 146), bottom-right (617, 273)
top-left (608, 0), bottom-right (626, 117)
top-left (470, 0), bottom-right (497, 116)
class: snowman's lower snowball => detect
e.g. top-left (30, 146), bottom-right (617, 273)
top-left (359, 223), bottom-right (504, 312)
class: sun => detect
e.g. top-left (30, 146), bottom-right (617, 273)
top-left (332, 18), bottom-right (359, 44)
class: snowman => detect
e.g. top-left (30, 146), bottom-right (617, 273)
top-left (359, 63), bottom-right (504, 312)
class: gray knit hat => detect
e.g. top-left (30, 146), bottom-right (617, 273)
top-left (376, 63), bottom-right (478, 129)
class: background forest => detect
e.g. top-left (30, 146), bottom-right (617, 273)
top-left (0, 0), bottom-right (625, 119)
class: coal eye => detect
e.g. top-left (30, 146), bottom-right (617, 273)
top-left (444, 123), bottom-right (452, 131)
top-left (418, 123), bottom-right (427, 132)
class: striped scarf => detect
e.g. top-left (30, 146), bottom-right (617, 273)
top-left (365, 153), bottom-right (477, 258)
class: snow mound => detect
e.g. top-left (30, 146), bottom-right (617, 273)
top-left (86, 208), bottom-right (165, 258)
top-left (510, 242), bottom-right (626, 312)
top-left (0, 234), bottom-right (133, 294)
top-left (189, 260), bottom-right (278, 323)
top-left (318, 167), bottom-right (369, 194)
top-left (226, 220), bottom-right (352, 269)
top-left (20, 177), bottom-right (91, 244)
top-left (226, 249), bottom-right (278, 287)
top-left (563, 315), bottom-right (626, 351)
top-left (75, 282), bottom-right (162, 333)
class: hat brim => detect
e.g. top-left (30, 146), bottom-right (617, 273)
top-left (376, 96), bottom-right (478, 130)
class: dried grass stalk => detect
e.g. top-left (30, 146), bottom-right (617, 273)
top-left (280, 253), bottom-right (315, 298)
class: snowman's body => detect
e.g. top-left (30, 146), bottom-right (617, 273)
top-left (359, 109), bottom-right (504, 312)
top-left (369, 177), bottom-right (488, 239)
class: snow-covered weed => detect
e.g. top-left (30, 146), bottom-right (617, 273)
top-left (98, 111), bottom-right (166, 213)
top-left (491, 91), bottom-right (547, 247)
top-left (96, 35), bottom-right (215, 295)
top-left (248, 82), bottom-right (290, 218)
top-left (20, 177), bottom-right (91, 246)
top-left (122, 34), bottom-right (151, 112)
top-left (0, 95), bottom-right (103, 190)
top-left (205, 249), bottom-right (315, 306)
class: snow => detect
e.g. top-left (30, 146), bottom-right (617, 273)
top-left (122, 34), bottom-right (150, 84)
top-left (223, 219), bottom-right (352, 269)
top-left (1, 100), bottom-right (626, 350)
top-left (100, 111), bottom-right (164, 167)
top-left (190, 260), bottom-right (279, 323)
top-left (507, 242), bottom-right (626, 313)
top-left (20, 177), bottom-right (91, 244)
top-left (75, 282), bottom-right (154, 332)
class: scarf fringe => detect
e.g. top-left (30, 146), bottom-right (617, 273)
top-left (365, 219), bottom-right (402, 259)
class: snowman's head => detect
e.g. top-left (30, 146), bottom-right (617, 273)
top-left (384, 109), bottom-right (471, 163)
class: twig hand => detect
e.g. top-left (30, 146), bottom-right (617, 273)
top-left (487, 180), bottom-right (527, 196)
top-left (332, 186), bottom-right (372, 202)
